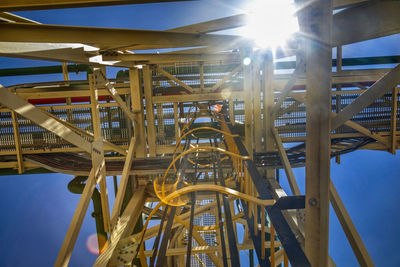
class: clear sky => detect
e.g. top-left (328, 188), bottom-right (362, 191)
top-left (0, 1), bottom-right (400, 266)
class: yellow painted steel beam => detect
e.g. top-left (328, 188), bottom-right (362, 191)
top-left (143, 65), bottom-right (157, 156)
top-left (210, 64), bottom-right (242, 92)
top-left (89, 76), bottom-right (111, 233)
top-left (168, 14), bottom-right (245, 34)
top-left (0, 12), bottom-right (40, 23)
top-left (0, 161), bottom-right (38, 169)
top-left (298, 0), bottom-right (332, 265)
top-left (110, 137), bottom-right (137, 227)
top-left (10, 111), bottom-right (24, 174)
top-left (129, 0), bottom-right (367, 52)
top-left (253, 58), bottom-right (262, 152)
top-left (55, 168), bottom-right (97, 267)
top-left (330, 181), bottom-right (375, 267)
top-left (263, 52), bottom-right (275, 181)
top-left (274, 69), bottom-right (389, 90)
top-left (129, 67), bottom-right (147, 157)
top-left (242, 48), bottom-right (253, 155)
top-left (333, 1), bottom-right (400, 46)
top-left (152, 91), bottom-right (244, 103)
top-left (0, 0), bottom-right (194, 11)
top-left (156, 66), bottom-right (195, 93)
top-left (0, 46), bottom-right (93, 65)
top-left (15, 87), bottom-right (131, 101)
top-left (102, 53), bottom-right (234, 63)
top-left (272, 127), bottom-right (301, 195)
top-left (0, 23), bottom-right (243, 49)
top-left (391, 87), bottom-right (398, 154)
top-left (271, 58), bottom-right (304, 114)
top-left (94, 68), bottom-right (137, 122)
top-left (94, 186), bottom-right (147, 267)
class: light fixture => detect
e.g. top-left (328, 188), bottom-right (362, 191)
top-left (241, 0), bottom-right (299, 49)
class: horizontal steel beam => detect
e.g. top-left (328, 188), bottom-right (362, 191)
top-left (333, 1), bottom-right (400, 46)
top-left (102, 53), bottom-right (234, 63)
top-left (0, 0), bottom-right (194, 11)
top-left (0, 23), bottom-right (243, 49)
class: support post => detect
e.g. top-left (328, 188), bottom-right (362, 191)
top-left (391, 86), bottom-right (398, 154)
top-left (174, 102), bottom-right (180, 143)
top-left (94, 69), bottom-right (136, 122)
top-left (263, 51), bottom-right (275, 179)
top-left (89, 74), bottom-right (111, 234)
top-left (329, 181), bottom-right (374, 267)
top-left (272, 128), bottom-right (301, 195)
top-left (253, 58), bottom-right (262, 151)
top-left (300, 0), bottom-right (333, 266)
top-left (55, 168), bottom-right (97, 267)
top-left (143, 65), bottom-right (157, 157)
top-left (11, 111), bottom-right (23, 174)
top-left (242, 48), bottom-right (253, 155)
top-left (110, 137), bottom-right (137, 227)
top-left (199, 61), bottom-right (204, 92)
top-left (129, 67), bottom-right (147, 157)
top-left (62, 62), bottom-right (69, 81)
top-left (335, 46), bottom-right (342, 163)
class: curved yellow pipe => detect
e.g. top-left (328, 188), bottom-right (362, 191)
top-left (171, 126), bottom-right (238, 172)
top-left (155, 146), bottom-right (249, 203)
top-left (181, 114), bottom-right (223, 134)
top-left (174, 126), bottom-right (238, 154)
top-left (156, 184), bottom-right (275, 207)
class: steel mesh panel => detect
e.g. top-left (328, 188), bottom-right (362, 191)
top-left (155, 102), bottom-right (175, 146)
top-left (0, 112), bottom-right (15, 151)
top-left (334, 91), bottom-right (393, 134)
top-left (154, 59), bottom-right (242, 94)
top-left (1, 61), bottom-right (398, 155)
top-left (396, 90), bottom-right (400, 131)
top-left (275, 96), bottom-right (307, 137)
top-left (233, 99), bottom-right (245, 123)
top-left (182, 198), bottom-right (217, 267)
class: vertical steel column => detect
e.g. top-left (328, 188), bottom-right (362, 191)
top-left (129, 67), bottom-right (147, 157)
top-left (263, 52), bottom-right (275, 180)
top-left (242, 47), bottom-right (254, 154)
top-left (143, 65), bottom-right (157, 157)
top-left (335, 46), bottom-right (342, 163)
top-left (300, 0), bottom-right (333, 266)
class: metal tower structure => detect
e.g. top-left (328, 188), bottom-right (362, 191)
top-left (0, 1), bottom-right (399, 266)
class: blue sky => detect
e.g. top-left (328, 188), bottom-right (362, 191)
top-left (0, 1), bottom-right (399, 266)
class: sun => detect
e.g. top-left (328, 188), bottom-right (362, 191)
top-left (241, 0), bottom-right (299, 49)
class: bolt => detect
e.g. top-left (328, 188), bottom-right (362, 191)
top-left (308, 197), bottom-right (317, 207)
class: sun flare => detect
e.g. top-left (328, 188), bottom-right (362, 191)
top-left (241, 0), bottom-right (299, 49)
